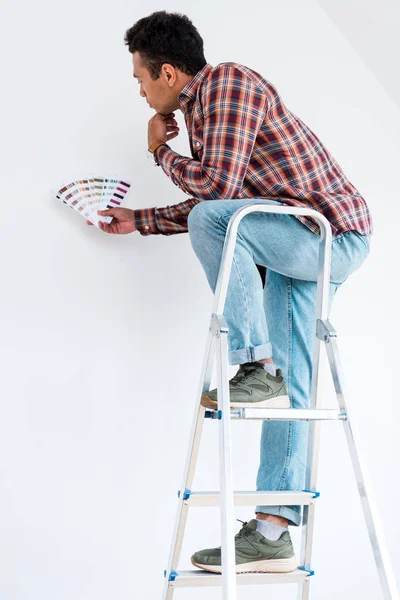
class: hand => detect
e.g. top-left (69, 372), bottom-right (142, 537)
top-left (86, 208), bottom-right (137, 234)
top-left (148, 112), bottom-right (180, 147)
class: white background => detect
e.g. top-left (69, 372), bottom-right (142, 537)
top-left (0, 0), bottom-right (399, 598)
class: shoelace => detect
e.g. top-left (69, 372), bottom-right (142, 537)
top-left (213, 519), bottom-right (255, 549)
top-left (230, 363), bottom-right (259, 387)
top-left (234, 519), bottom-right (252, 539)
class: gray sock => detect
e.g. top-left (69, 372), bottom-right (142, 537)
top-left (261, 362), bottom-right (276, 376)
top-left (256, 519), bottom-right (288, 541)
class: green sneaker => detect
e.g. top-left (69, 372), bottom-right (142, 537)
top-left (201, 362), bottom-right (290, 409)
top-left (190, 519), bottom-right (297, 574)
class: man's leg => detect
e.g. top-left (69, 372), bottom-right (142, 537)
top-left (254, 271), bottom-right (338, 526)
top-left (187, 198), bottom-right (370, 571)
top-left (254, 229), bottom-right (371, 525)
top-left (188, 198), bottom-right (283, 364)
top-left (187, 198), bottom-right (370, 525)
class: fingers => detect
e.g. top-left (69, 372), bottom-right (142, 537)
top-left (166, 132), bottom-right (179, 141)
top-left (98, 221), bottom-right (111, 233)
top-left (97, 209), bottom-right (115, 231)
top-left (165, 116), bottom-right (179, 136)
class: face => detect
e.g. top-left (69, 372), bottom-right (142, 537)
top-left (132, 51), bottom-right (191, 115)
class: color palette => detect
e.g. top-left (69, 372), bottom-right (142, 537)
top-left (52, 175), bottom-right (131, 228)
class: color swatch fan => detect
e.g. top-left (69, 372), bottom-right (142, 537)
top-left (52, 175), bottom-right (131, 228)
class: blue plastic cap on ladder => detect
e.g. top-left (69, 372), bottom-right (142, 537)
top-left (204, 410), bottom-right (222, 419)
top-left (298, 566), bottom-right (315, 576)
top-left (177, 488), bottom-right (191, 500)
top-left (302, 489), bottom-right (320, 498)
top-left (167, 570), bottom-right (179, 581)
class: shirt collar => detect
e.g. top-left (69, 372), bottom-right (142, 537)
top-left (178, 63), bottom-right (214, 106)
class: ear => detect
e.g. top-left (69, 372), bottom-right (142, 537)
top-left (162, 63), bottom-right (176, 86)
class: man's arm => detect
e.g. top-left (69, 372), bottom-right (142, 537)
top-left (135, 63), bottom-right (267, 236)
top-left (156, 64), bottom-right (268, 199)
top-left (132, 197), bottom-right (202, 236)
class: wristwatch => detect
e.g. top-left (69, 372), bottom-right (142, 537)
top-left (147, 140), bottom-right (170, 166)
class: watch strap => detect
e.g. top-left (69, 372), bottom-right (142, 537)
top-left (148, 140), bottom-right (168, 153)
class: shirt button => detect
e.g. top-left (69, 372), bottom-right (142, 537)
top-left (195, 141), bottom-right (200, 146)
top-left (144, 225), bottom-right (149, 229)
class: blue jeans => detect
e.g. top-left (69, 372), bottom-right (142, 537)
top-left (187, 198), bottom-right (371, 527)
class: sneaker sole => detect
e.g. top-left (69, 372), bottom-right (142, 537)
top-left (200, 394), bottom-right (290, 410)
top-left (190, 554), bottom-right (298, 574)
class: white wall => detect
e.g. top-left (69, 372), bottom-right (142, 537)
top-left (0, 0), bottom-right (399, 598)
top-left (319, 0), bottom-right (400, 110)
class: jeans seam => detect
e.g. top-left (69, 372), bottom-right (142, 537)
top-left (217, 214), bottom-right (252, 361)
top-left (279, 277), bottom-right (293, 490)
top-left (279, 423), bottom-right (293, 491)
top-left (287, 277), bottom-right (293, 406)
top-left (233, 255), bottom-right (252, 361)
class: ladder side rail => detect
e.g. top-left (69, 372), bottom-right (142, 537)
top-left (298, 210), bottom-right (332, 599)
top-left (210, 203), bottom-right (333, 600)
top-left (216, 317), bottom-right (237, 600)
top-left (162, 329), bottom-right (216, 600)
top-left (324, 327), bottom-right (399, 599)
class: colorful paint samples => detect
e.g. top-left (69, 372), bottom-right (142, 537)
top-left (52, 175), bottom-right (131, 228)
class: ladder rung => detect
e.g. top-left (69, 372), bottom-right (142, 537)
top-left (205, 408), bottom-right (345, 421)
top-left (185, 490), bottom-right (317, 507)
top-left (168, 569), bottom-right (310, 587)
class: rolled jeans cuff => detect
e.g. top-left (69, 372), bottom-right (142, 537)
top-left (254, 504), bottom-right (302, 527)
top-left (228, 342), bottom-right (273, 366)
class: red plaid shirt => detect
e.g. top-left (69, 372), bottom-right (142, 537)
top-left (134, 62), bottom-right (373, 238)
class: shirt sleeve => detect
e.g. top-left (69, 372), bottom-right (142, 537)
top-left (133, 197), bottom-right (202, 236)
top-left (156, 64), bottom-right (268, 199)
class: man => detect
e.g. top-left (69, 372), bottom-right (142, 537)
top-left (88, 10), bottom-right (373, 574)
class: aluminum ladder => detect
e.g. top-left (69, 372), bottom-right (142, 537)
top-left (161, 204), bottom-right (398, 599)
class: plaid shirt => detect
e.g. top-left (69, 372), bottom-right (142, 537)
top-left (134, 62), bottom-right (373, 238)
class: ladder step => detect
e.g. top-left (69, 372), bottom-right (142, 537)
top-left (205, 408), bottom-right (346, 421)
top-left (184, 490), bottom-right (318, 507)
top-left (168, 569), bottom-right (310, 587)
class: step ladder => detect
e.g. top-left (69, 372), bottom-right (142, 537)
top-left (161, 204), bottom-right (398, 599)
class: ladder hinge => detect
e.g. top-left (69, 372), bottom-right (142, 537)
top-left (298, 565), bottom-right (315, 576)
top-left (209, 313), bottom-right (229, 336)
top-left (302, 489), bottom-right (320, 498)
top-left (316, 318), bottom-right (337, 342)
top-left (177, 488), bottom-right (191, 500)
top-left (164, 569), bottom-right (179, 581)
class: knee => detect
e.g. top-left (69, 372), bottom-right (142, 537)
top-left (187, 200), bottom-right (220, 236)
top-left (187, 200), bottom-right (217, 250)
top-left (188, 200), bottom-right (207, 233)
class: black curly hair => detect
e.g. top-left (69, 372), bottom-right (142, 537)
top-left (124, 11), bottom-right (207, 80)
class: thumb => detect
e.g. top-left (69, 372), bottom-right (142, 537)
top-left (98, 209), bottom-right (114, 215)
